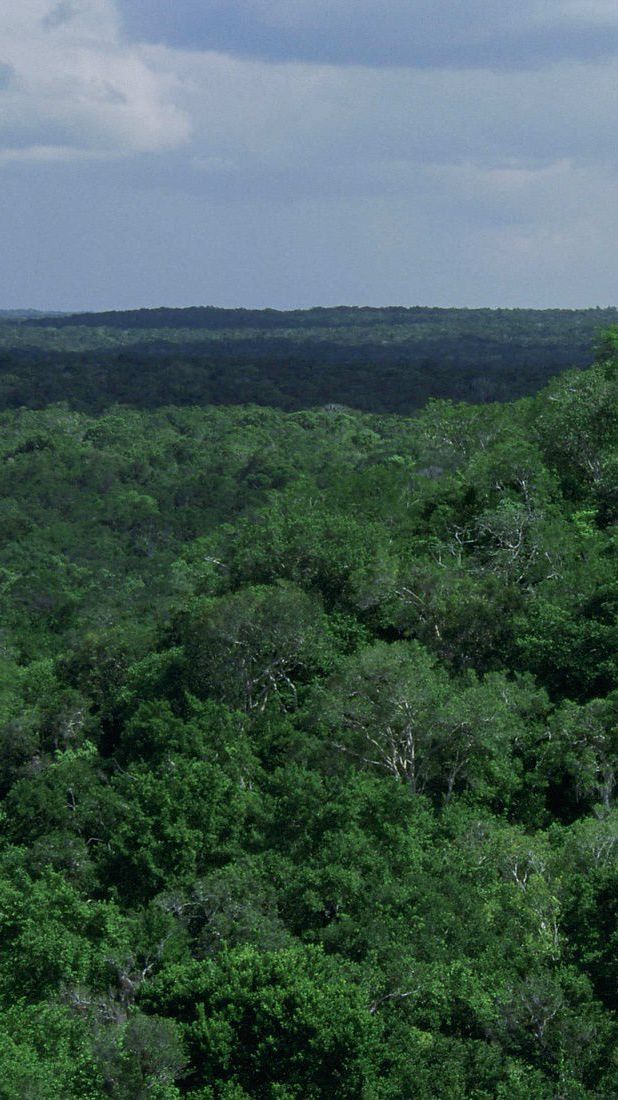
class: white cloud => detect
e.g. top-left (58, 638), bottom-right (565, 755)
top-left (0, 0), bottom-right (190, 162)
top-left (0, 144), bottom-right (96, 165)
top-left (556, 1), bottom-right (618, 24)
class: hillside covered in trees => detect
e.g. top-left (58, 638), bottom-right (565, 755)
top-left (0, 317), bottom-right (616, 1097)
top-left (1, 306), bottom-right (616, 413)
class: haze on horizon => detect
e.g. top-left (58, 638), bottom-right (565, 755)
top-left (3, 1), bottom-right (618, 312)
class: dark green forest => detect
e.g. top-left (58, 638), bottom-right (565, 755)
top-left (2, 306), bottom-right (618, 412)
top-left (0, 309), bottom-right (616, 1097)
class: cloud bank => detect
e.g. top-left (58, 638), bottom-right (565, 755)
top-left (4, 2), bottom-right (618, 186)
top-left (123, 0), bottom-right (618, 68)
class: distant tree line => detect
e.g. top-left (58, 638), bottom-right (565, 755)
top-left (0, 305), bottom-right (614, 413)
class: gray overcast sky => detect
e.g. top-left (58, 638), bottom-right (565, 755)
top-left (2, 1), bottom-right (618, 310)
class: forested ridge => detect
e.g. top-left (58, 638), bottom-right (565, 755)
top-left (2, 306), bottom-right (617, 412)
top-left (0, 317), bottom-right (616, 1097)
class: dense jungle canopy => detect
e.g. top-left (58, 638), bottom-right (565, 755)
top-left (0, 308), bottom-right (616, 1097)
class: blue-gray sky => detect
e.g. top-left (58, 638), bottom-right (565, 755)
top-left (3, 1), bottom-right (618, 310)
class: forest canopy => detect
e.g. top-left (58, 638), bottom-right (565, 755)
top-left (0, 315), bottom-right (616, 1097)
top-left (1, 305), bottom-right (616, 413)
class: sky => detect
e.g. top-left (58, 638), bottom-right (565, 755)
top-left (2, 1), bottom-right (618, 310)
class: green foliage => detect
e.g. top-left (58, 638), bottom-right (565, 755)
top-left (313, 641), bottom-right (524, 803)
top-left (177, 583), bottom-right (335, 713)
top-left (143, 945), bottom-right (379, 1098)
top-left (0, 331), bottom-right (616, 1095)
